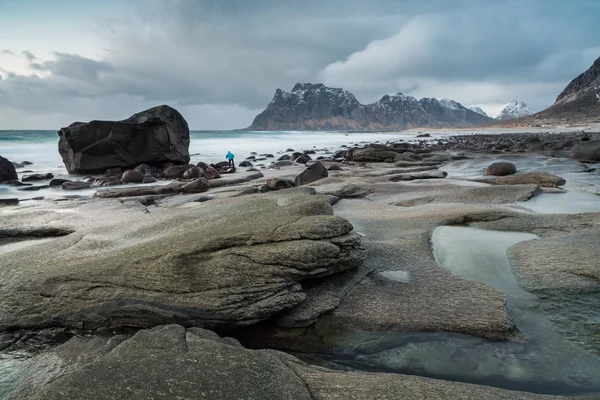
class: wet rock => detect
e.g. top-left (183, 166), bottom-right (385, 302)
top-left (387, 170), bottom-right (448, 182)
top-left (327, 164), bottom-right (343, 171)
top-left (474, 172), bottom-right (566, 188)
top-left (134, 164), bottom-right (152, 176)
top-left (483, 162), bottom-right (517, 176)
top-left (22, 173), bottom-right (54, 182)
top-left (0, 192), bottom-right (362, 332)
top-left (18, 185), bottom-right (50, 191)
top-left (62, 181), bottom-right (92, 190)
top-left (3, 180), bottom-right (30, 187)
top-left (142, 176), bottom-right (157, 184)
top-left (163, 164), bottom-right (194, 179)
top-left (294, 162), bottom-right (328, 186)
top-left (121, 170), bottom-right (145, 183)
top-left (417, 133), bottom-right (431, 137)
top-left (49, 179), bottom-right (71, 187)
top-left (267, 178), bottom-right (295, 191)
top-left (94, 183), bottom-right (183, 198)
top-left (0, 198), bottom-right (19, 206)
top-left (286, 148), bottom-right (295, 152)
top-left (182, 177), bottom-right (210, 194)
top-left (294, 154), bottom-right (310, 164)
top-left (347, 147), bottom-right (399, 162)
top-left (58, 105), bottom-right (190, 174)
top-left (395, 185), bottom-right (538, 206)
top-left (572, 140), bottom-right (600, 161)
top-left (277, 155), bottom-right (291, 161)
top-left (203, 166), bottom-right (222, 180)
top-left (196, 161), bottom-right (209, 171)
top-left (272, 160), bottom-right (293, 168)
top-left (104, 167), bottom-right (122, 177)
top-left (182, 166), bottom-right (204, 180)
top-left (213, 161), bottom-right (230, 169)
top-left (238, 161), bottom-right (254, 167)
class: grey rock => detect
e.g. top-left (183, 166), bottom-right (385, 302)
top-left (204, 166), bottom-right (222, 180)
top-left (267, 178), bottom-right (295, 191)
top-left (182, 166), bottom-right (204, 180)
top-left (61, 181), bottom-right (92, 190)
top-left (572, 140), bottom-right (600, 161)
top-left (181, 177), bottom-right (210, 193)
top-left (484, 162), bottom-right (517, 176)
top-left (474, 172), bottom-right (566, 188)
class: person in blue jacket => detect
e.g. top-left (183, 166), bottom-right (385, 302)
top-left (226, 151), bottom-right (235, 167)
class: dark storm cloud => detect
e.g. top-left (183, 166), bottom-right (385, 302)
top-left (0, 0), bottom-right (599, 128)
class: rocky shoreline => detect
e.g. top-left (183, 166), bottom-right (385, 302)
top-left (1, 127), bottom-right (600, 399)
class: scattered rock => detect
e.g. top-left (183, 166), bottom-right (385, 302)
top-left (49, 179), bottom-right (71, 187)
top-left (182, 177), bottom-right (210, 193)
top-left (18, 185), bottom-right (50, 191)
top-left (104, 167), bottom-right (122, 177)
top-left (238, 161), bottom-right (254, 167)
top-left (134, 164), bottom-right (152, 176)
top-left (183, 166), bottom-right (204, 180)
top-left (327, 164), bottom-right (343, 171)
top-left (58, 105), bottom-right (190, 174)
top-left (22, 173), bottom-right (54, 182)
top-left (572, 140), bottom-right (600, 161)
top-left (142, 176), bottom-right (157, 184)
top-left (121, 170), bottom-right (145, 184)
top-left (203, 166), bottom-right (222, 180)
top-left (294, 154), bottom-right (310, 164)
top-left (0, 198), bottom-right (19, 206)
top-left (388, 170), bottom-right (448, 181)
top-left (163, 165), bottom-right (193, 179)
top-left (62, 181), bottom-right (92, 190)
top-left (267, 178), bottom-right (295, 191)
top-left (484, 162), bottom-right (517, 176)
top-left (294, 162), bottom-right (328, 186)
top-left (474, 172), bottom-right (566, 188)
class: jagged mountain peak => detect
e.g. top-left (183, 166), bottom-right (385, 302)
top-left (248, 83), bottom-right (492, 131)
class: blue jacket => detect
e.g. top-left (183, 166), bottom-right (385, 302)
top-left (226, 151), bottom-right (234, 160)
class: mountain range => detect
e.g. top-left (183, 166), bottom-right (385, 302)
top-left (246, 84), bottom-right (492, 130)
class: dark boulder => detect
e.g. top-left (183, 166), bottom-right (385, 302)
top-left (328, 164), bottom-right (343, 171)
top-left (134, 164), bottom-right (152, 176)
top-left (121, 170), bottom-right (145, 183)
top-left (572, 140), bottom-right (600, 161)
top-left (163, 164), bottom-right (193, 179)
top-left (0, 156), bottom-right (18, 182)
top-left (49, 179), bottom-right (70, 187)
top-left (142, 176), bottom-right (157, 184)
top-left (182, 177), bottom-right (210, 193)
top-left (104, 167), bottom-right (122, 177)
top-left (294, 162), bottom-right (328, 186)
top-left (238, 161), bottom-right (253, 167)
top-left (183, 166), bottom-right (204, 180)
top-left (0, 198), bottom-right (19, 206)
top-left (204, 166), bottom-right (222, 180)
top-left (22, 173), bottom-right (54, 182)
top-left (294, 155), bottom-right (310, 164)
top-left (58, 105), bottom-right (190, 174)
top-left (277, 155), bottom-right (291, 161)
top-left (197, 161), bottom-right (209, 171)
top-left (18, 185), bottom-right (50, 191)
top-left (213, 161), bottom-right (230, 170)
top-left (484, 162), bottom-right (517, 176)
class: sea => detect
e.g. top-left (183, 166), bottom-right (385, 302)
top-left (0, 129), bottom-right (429, 200)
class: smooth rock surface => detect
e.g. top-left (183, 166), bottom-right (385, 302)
top-left (0, 156), bottom-right (18, 182)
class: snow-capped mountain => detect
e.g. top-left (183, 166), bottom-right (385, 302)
top-left (467, 101), bottom-right (533, 121)
top-left (466, 106), bottom-right (488, 117)
top-left (247, 83), bottom-right (492, 130)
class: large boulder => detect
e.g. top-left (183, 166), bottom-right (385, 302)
top-left (572, 140), bottom-right (600, 161)
top-left (0, 155), bottom-right (18, 182)
top-left (294, 162), bottom-right (328, 186)
top-left (58, 105), bottom-right (190, 174)
top-left (347, 147), bottom-right (400, 162)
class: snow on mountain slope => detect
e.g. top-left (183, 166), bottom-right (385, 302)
top-left (468, 101), bottom-right (533, 120)
top-left (466, 106), bottom-right (488, 117)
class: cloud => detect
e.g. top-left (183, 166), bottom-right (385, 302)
top-left (22, 50), bottom-right (36, 62)
top-left (0, 0), bottom-right (599, 128)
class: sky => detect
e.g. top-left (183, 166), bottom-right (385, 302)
top-left (0, 0), bottom-right (599, 130)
